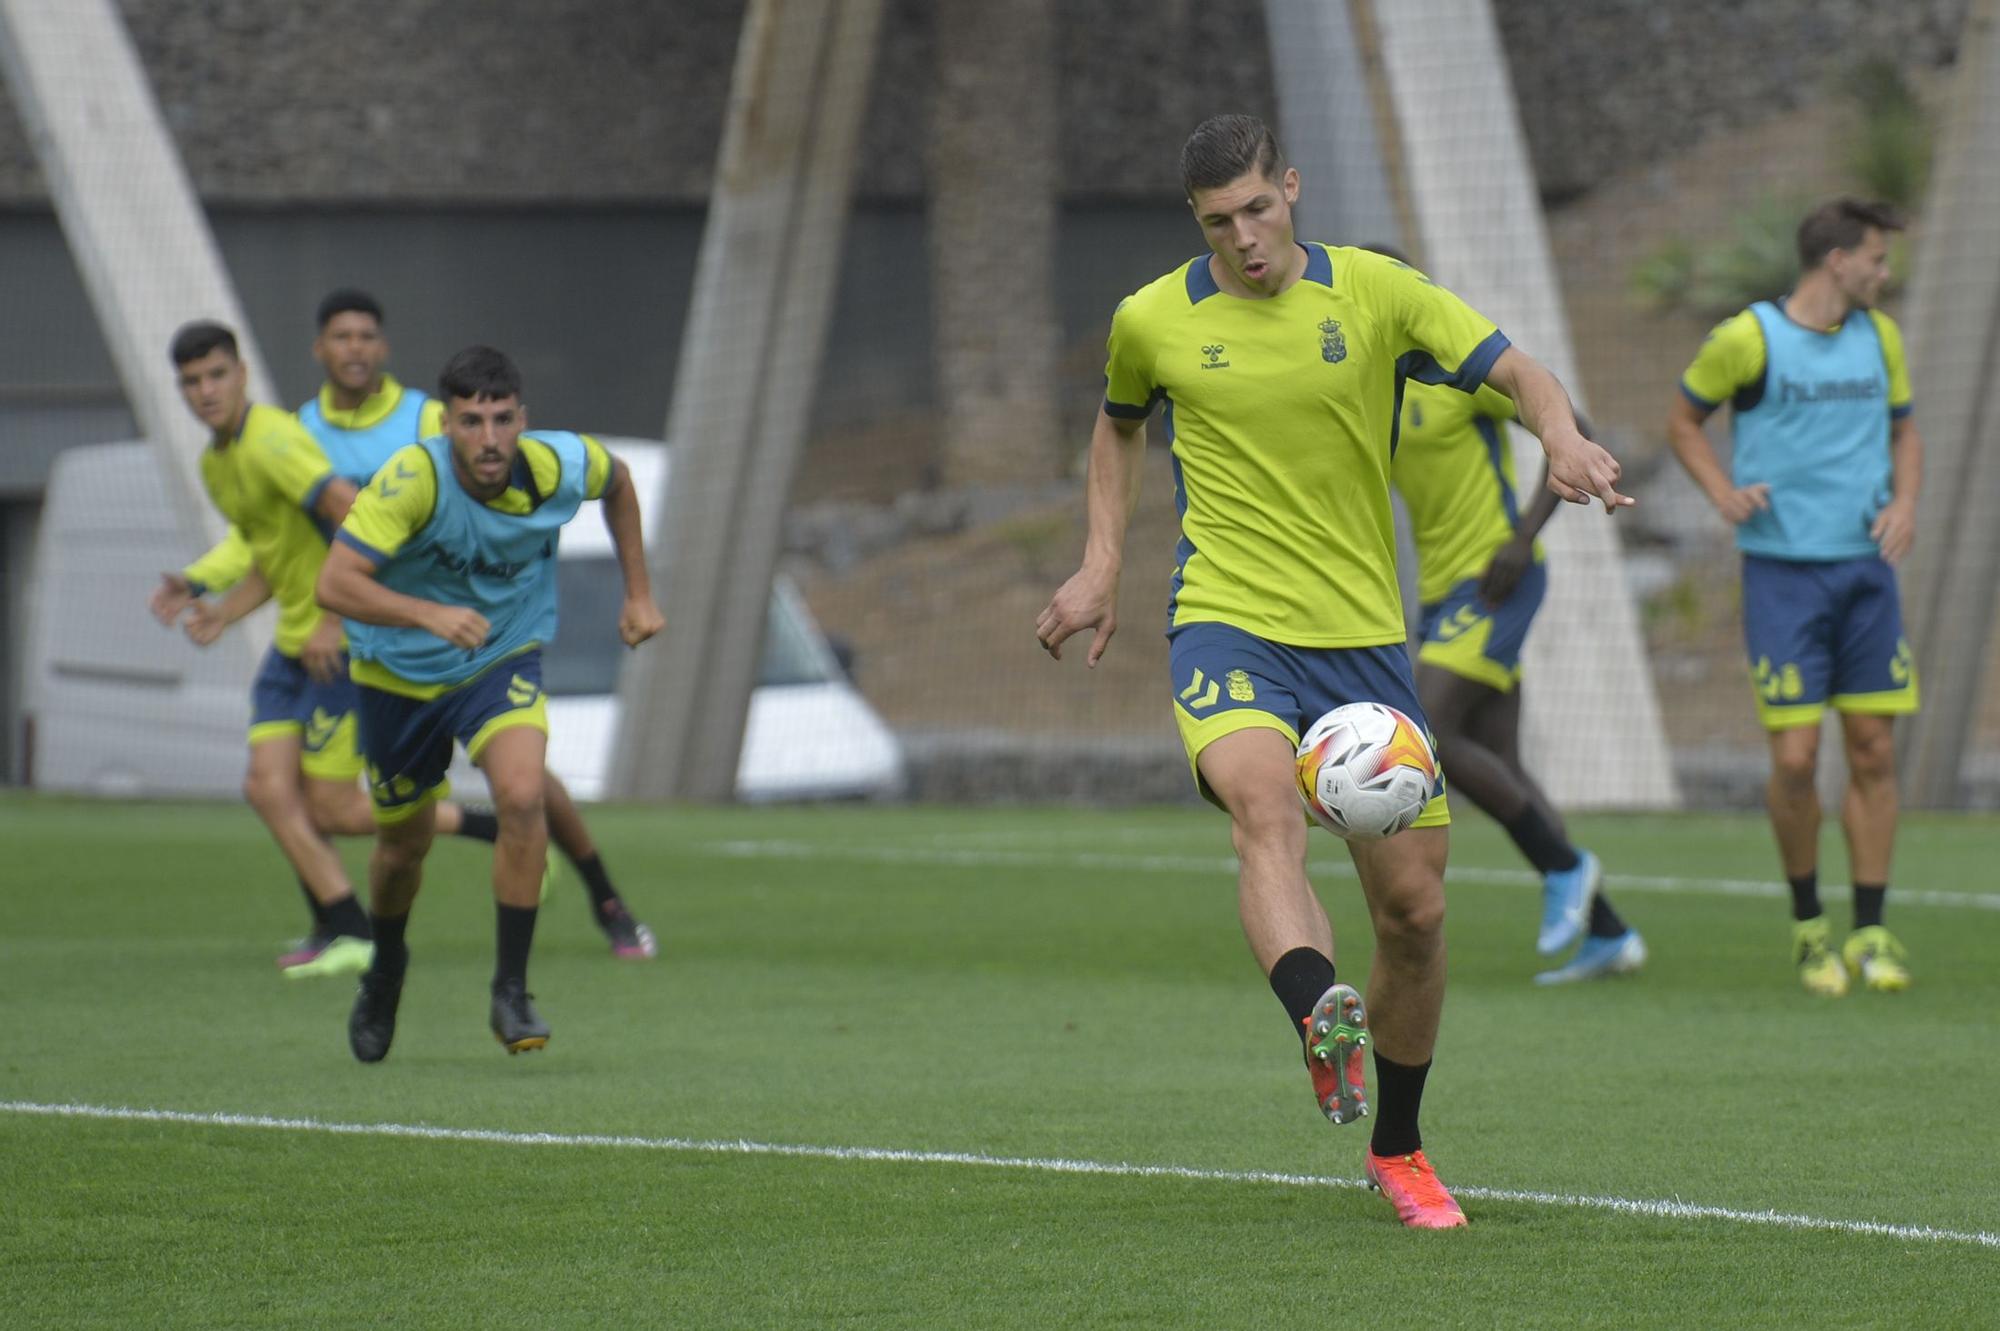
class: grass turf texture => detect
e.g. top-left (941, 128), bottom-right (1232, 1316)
top-left (3, 795), bottom-right (1995, 1328)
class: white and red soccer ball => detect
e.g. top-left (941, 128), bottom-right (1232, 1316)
top-left (1295, 702), bottom-right (1438, 841)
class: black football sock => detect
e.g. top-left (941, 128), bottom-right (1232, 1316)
top-left (455, 809), bottom-right (500, 844)
top-left (1586, 894), bottom-right (1628, 939)
top-left (571, 852), bottom-right (620, 915)
top-left (1268, 946), bottom-right (1338, 1043)
top-left (1852, 883), bottom-right (1886, 930)
top-left (495, 903), bottom-right (539, 988)
top-left (1787, 870), bottom-right (1822, 922)
top-left (322, 893), bottom-right (372, 942)
top-left (369, 911), bottom-right (410, 976)
top-left (1369, 1053), bottom-right (1431, 1159)
top-left (297, 876), bottom-right (331, 932)
top-left (1501, 807), bottom-right (1581, 875)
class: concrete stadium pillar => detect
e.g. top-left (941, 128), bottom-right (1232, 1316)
top-left (609, 0), bottom-right (884, 802)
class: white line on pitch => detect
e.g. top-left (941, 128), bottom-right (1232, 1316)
top-left (697, 840), bottom-right (2000, 912)
top-left (3, 1100), bottom-right (1993, 1250)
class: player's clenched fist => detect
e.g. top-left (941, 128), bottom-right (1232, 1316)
top-left (426, 605), bottom-right (490, 649)
top-left (620, 597), bottom-right (665, 647)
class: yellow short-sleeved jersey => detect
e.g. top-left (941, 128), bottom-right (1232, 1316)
top-left (1391, 380), bottom-right (1537, 605)
top-left (196, 403), bottom-right (337, 655)
top-left (1104, 244), bottom-right (1509, 646)
top-left (182, 524), bottom-right (256, 595)
top-left (1680, 307), bottom-right (1913, 414)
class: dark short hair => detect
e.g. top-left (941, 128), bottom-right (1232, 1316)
top-left (169, 320), bottom-right (238, 366)
top-left (1180, 114), bottom-right (1286, 198)
top-left (1797, 199), bottom-right (1904, 270)
top-left (437, 345), bottom-right (522, 404)
top-left (316, 288), bottom-right (384, 330)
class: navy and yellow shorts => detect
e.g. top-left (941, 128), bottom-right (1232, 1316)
top-left (355, 650), bottom-right (549, 825)
top-left (1742, 554), bottom-right (1919, 730)
top-left (249, 645), bottom-right (364, 781)
top-left (1167, 621), bottom-right (1448, 827)
top-left (1416, 560), bottom-right (1548, 693)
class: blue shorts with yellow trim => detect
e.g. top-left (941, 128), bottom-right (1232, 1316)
top-left (356, 650), bottom-right (549, 825)
top-left (1416, 560), bottom-right (1547, 693)
top-left (1742, 554), bottom-right (1918, 730)
top-left (248, 645), bottom-right (364, 781)
top-left (1167, 622), bottom-right (1448, 827)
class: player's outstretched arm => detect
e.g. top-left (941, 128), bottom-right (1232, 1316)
top-left (1036, 407), bottom-right (1145, 667)
top-left (316, 542), bottom-right (488, 648)
top-left (1665, 393), bottom-right (1769, 525)
top-left (1486, 347), bottom-right (1632, 512)
top-left (596, 456), bottom-right (664, 648)
top-left (183, 566), bottom-right (273, 646)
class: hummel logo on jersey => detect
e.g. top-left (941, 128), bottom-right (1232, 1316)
top-left (1318, 318), bottom-right (1346, 364)
top-left (1199, 344), bottom-right (1230, 369)
top-left (378, 458), bottom-right (422, 498)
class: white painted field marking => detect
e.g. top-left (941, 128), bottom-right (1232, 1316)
top-left (699, 840), bottom-right (2000, 912)
top-left (4, 1100), bottom-right (1994, 1250)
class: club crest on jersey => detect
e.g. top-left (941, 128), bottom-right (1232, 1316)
top-left (1318, 318), bottom-right (1346, 364)
top-left (1200, 343), bottom-right (1230, 370)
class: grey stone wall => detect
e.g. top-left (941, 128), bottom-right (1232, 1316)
top-left (0, 0), bottom-right (1275, 204)
top-left (1495, 0), bottom-right (1967, 201)
top-left (0, 0), bottom-right (1969, 203)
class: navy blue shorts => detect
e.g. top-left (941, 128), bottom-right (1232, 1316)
top-left (248, 645), bottom-right (363, 779)
top-left (1166, 621), bottom-right (1448, 824)
top-left (1741, 555), bottom-right (1918, 729)
top-left (1416, 560), bottom-right (1548, 692)
top-left (356, 650), bottom-right (548, 824)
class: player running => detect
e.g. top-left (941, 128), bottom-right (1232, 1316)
top-left (150, 321), bottom-right (372, 979)
top-left (1035, 116), bottom-right (1630, 1228)
top-left (1667, 198), bottom-right (1922, 997)
top-left (1377, 246), bottom-right (1644, 983)
top-left (318, 346), bottom-right (663, 1061)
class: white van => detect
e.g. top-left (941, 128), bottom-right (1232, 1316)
top-left (25, 438), bottom-right (905, 803)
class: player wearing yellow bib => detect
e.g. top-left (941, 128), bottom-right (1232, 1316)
top-left (1377, 243), bottom-right (1644, 986)
top-left (146, 321), bottom-right (373, 978)
top-left (318, 346), bottom-right (664, 1061)
top-left (1668, 199), bottom-right (1922, 998)
top-left (1035, 116), bottom-right (1631, 1229)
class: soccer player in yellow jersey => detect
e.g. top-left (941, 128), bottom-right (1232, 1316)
top-left (1375, 243), bottom-right (1644, 986)
top-left (148, 321), bottom-right (373, 978)
top-left (1668, 199), bottom-right (1922, 997)
top-left (1036, 116), bottom-right (1630, 1229)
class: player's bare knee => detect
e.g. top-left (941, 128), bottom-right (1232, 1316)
top-left (1845, 729), bottom-right (1895, 786)
top-left (1229, 789), bottom-right (1306, 860)
top-left (1372, 887), bottom-right (1446, 954)
top-left (241, 770), bottom-right (294, 819)
top-left (490, 783), bottom-right (545, 836)
top-left (1769, 743), bottom-right (1818, 792)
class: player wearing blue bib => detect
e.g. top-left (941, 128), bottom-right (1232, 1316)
top-left (297, 289), bottom-right (658, 960)
top-left (318, 346), bottom-right (664, 1060)
top-left (1668, 199), bottom-right (1922, 998)
top-left (1036, 116), bottom-right (1633, 1229)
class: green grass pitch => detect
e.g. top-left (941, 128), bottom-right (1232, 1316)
top-left (3, 795), bottom-right (1995, 1328)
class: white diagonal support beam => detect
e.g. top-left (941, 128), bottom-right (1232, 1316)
top-left (1368, 0), bottom-right (1680, 808)
top-left (1896, 0), bottom-right (2000, 808)
top-left (0, 0), bottom-right (278, 553)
